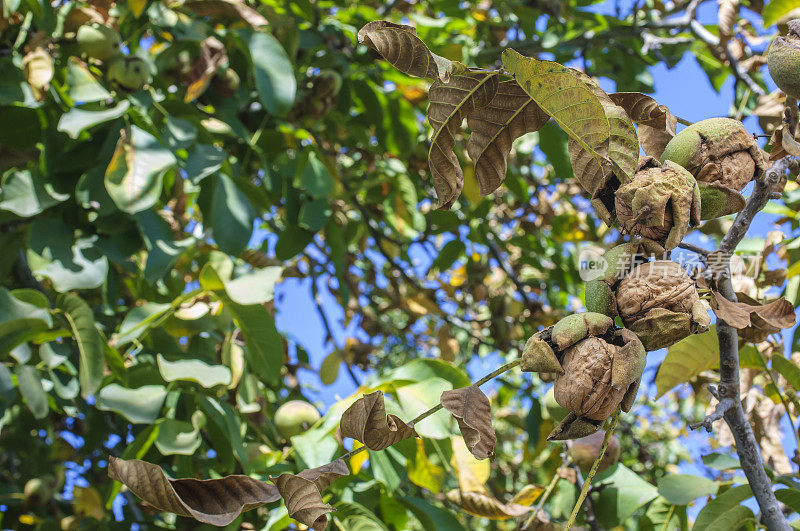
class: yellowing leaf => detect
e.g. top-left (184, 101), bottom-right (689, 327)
top-left (349, 440), bottom-right (368, 474)
top-left (451, 436), bottom-right (490, 492)
top-left (445, 490), bottom-right (533, 520)
top-left (408, 439), bottom-right (446, 492)
top-left (509, 484), bottom-right (545, 506)
top-left (449, 265), bottom-right (467, 287)
top-left (502, 49), bottom-right (609, 158)
top-left (128, 0), bottom-right (147, 18)
top-left (655, 327), bottom-right (719, 398)
top-left (73, 486), bottom-right (105, 520)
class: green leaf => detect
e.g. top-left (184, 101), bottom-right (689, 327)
top-left (657, 474), bottom-right (718, 506)
top-left (319, 351), bottom-right (341, 386)
top-left (157, 355), bottom-right (231, 388)
top-left (275, 225), bottom-right (314, 260)
top-left (429, 239), bottom-right (465, 274)
top-left (300, 152), bottom-right (334, 198)
top-left (154, 419), bottom-right (202, 456)
top-left (240, 29), bottom-right (296, 116)
top-left (537, 121), bottom-right (574, 180)
top-left (776, 488), bottom-right (800, 513)
top-left (396, 378), bottom-right (453, 439)
top-left (642, 497), bottom-right (687, 531)
top-left (65, 58), bottom-right (111, 102)
top-left (0, 170), bottom-right (68, 217)
top-left (114, 302), bottom-right (172, 346)
top-left (702, 453), bottom-right (740, 470)
top-left (408, 439), bottom-right (446, 492)
top-left (502, 49), bottom-right (609, 157)
top-left (656, 326), bottom-right (719, 398)
top-left (222, 266), bottom-right (282, 305)
top-left (224, 299), bottom-right (283, 386)
top-left (693, 484), bottom-right (754, 531)
top-left (57, 101), bottom-right (130, 139)
top-left (185, 144), bottom-right (225, 184)
top-left (594, 463), bottom-right (659, 527)
top-left (400, 496), bottom-right (465, 531)
top-left (27, 219), bottom-right (109, 292)
top-left (384, 358), bottom-right (471, 388)
top-left (205, 175), bottom-right (254, 256)
top-left (763, 0), bottom-right (800, 27)
top-left (773, 354), bottom-right (800, 390)
top-left (96, 384), bottom-right (168, 424)
top-left (56, 293), bottom-right (105, 398)
top-left (16, 365), bottom-right (48, 419)
top-left (290, 427), bottom-right (339, 469)
top-left (134, 210), bottom-right (194, 284)
top-left (105, 126), bottom-right (176, 214)
top-left (163, 116), bottom-right (197, 151)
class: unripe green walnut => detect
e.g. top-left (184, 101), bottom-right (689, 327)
top-left (107, 56), bottom-right (152, 91)
top-left (660, 117), bottom-right (766, 192)
top-left (543, 387), bottom-right (569, 423)
top-left (567, 430), bottom-right (621, 473)
top-left (768, 20), bottom-right (800, 100)
top-left (76, 23), bottom-right (121, 62)
top-left (273, 400), bottom-right (321, 439)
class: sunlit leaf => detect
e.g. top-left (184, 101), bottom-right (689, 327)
top-left (657, 474), bottom-right (718, 506)
top-left (56, 293), bottom-right (105, 398)
top-left (96, 384), bottom-right (167, 424)
top-left (693, 484), bottom-right (754, 531)
top-left (655, 327), bottom-right (719, 398)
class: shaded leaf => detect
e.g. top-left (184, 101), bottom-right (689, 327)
top-left (340, 391), bottom-right (417, 450)
top-left (272, 460), bottom-right (349, 531)
top-left (108, 456), bottom-right (280, 526)
top-left (638, 113), bottom-right (677, 159)
top-left (358, 20), bottom-right (454, 82)
top-left (693, 484), bottom-right (754, 531)
top-left (775, 488), bottom-right (800, 513)
top-left (185, 37), bottom-right (228, 103)
top-left (655, 327), bottom-right (719, 398)
top-left (56, 293), bottom-right (105, 398)
top-left (16, 365), bottom-right (48, 419)
top-left (440, 385), bottom-right (496, 460)
top-left (609, 92), bottom-right (669, 129)
top-left (445, 490), bottom-right (533, 520)
top-left (105, 126), bottom-right (176, 214)
top-left (185, 0), bottom-right (268, 26)
top-left (773, 354), bottom-right (800, 390)
top-left (657, 474), bottom-right (718, 506)
top-left (428, 70), bottom-right (498, 208)
top-left (466, 80), bottom-right (550, 195)
top-left (240, 29), bottom-right (296, 116)
top-left (502, 49), bottom-right (609, 157)
top-left (593, 464), bottom-right (659, 526)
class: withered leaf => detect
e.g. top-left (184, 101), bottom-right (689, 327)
top-left (185, 37), bottom-right (228, 102)
top-left (638, 112), bottom-right (677, 159)
top-left (358, 20), bottom-right (454, 82)
top-left (711, 291), bottom-right (796, 334)
top-left (340, 391), bottom-right (417, 450)
top-left (273, 459), bottom-right (349, 531)
top-left (466, 80), bottom-right (550, 196)
top-left (428, 71), bottom-right (499, 209)
top-left (107, 456), bottom-right (280, 526)
top-left (445, 490), bottom-right (533, 520)
top-left (782, 126), bottom-right (800, 157)
top-left (501, 49), bottom-right (609, 158)
top-left (184, 0), bottom-right (268, 27)
top-left (609, 92), bottom-right (669, 129)
top-left (440, 386), bottom-right (496, 460)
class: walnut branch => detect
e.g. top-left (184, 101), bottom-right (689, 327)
top-left (689, 156), bottom-right (793, 531)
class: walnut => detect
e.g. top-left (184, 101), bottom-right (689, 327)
top-left (522, 313), bottom-right (646, 440)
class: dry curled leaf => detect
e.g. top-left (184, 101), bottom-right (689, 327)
top-left (712, 292), bottom-right (796, 340)
top-left (609, 92), bottom-right (669, 129)
top-left (502, 48), bottom-right (609, 157)
top-left (273, 460), bottom-right (349, 531)
top-left (445, 490), bottom-right (533, 520)
top-left (184, 0), bottom-right (268, 27)
top-left (428, 70), bottom-right (499, 208)
top-left (185, 37), bottom-right (228, 102)
top-left (638, 113), bottom-right (677, 160)
top-left (107, 456), bottom-right (280, 526)
top-left (339, 391), bottom-right (417, 450)
top-left (358, 20), bottom-right (454, 82)
top-left (440, 385), bottom-right (496, 459)
top-left (466, 80), bottom-right (550, 196)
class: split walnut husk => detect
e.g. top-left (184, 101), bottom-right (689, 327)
top-left (522, 313), bottom-right (646, 440)
top-left (614, 157), bottom-right (701, 252)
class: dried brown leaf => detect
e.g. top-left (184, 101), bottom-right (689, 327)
top-left (440, 385), bottom-right (496, 460)
top-left (428, 71), bottom-right (499, 208)
top-left (638, 112), bottom-right (677, 159)
top-left (273, 460), bottom-right (348, 531)
top-left (185, 37), bottom-right (228, 102)
top-left (358, 20), bottom-right (454, 82)
top-left (445, 490), bottom-right (533, 520)
top-left (718, 0), bottom-right (739, 42)
top-left (609, 92), bottom-right (669, 129)
top-left (184, 0), bottom-right (268, 26)
top-left (782, 126), bottom-right (800, 156)
top-left (466, 80), bottom-right (550, 195)
top-left (339, 391), bottom-right (417, 450)
top-left (107, 456), bottom-right (280, 526)
top-left (711, 291), bottom-right (796, 334)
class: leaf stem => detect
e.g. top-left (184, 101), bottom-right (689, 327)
top-left (565, 410), bottom-right (620, 531)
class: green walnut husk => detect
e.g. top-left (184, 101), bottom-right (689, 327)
top-left (273, 400), bottom-right (321, 439)
top-left (522, 313), bottom-right (646, 440)
top-left (615, 157), bottom-right (701, 252)
top-left (768, 20), bottom-right (800, 100)
top-left (107, 56), bottom-right (152, 91)
top-left (614, 260), bottom-right (710, 351)
top-left (660, 117), bottom-right (767, 195)
top-left (76, 22), bottom-right (121, 62)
